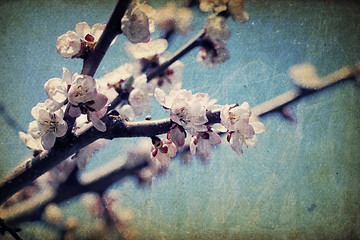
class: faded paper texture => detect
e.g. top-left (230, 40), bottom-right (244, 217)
top-left (0, 0), bottom-right (359, 239)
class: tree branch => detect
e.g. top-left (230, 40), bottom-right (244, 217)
top-left (81, 0), bottom-right (131, 77)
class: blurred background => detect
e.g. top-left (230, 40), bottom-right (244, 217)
top-left (0, 0), bottom-right (359, 239)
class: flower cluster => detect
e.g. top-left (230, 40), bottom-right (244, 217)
top-left (199, 0), bottom-right (249, 23)
top-left (220, 102), bottom-right (266, 154)
top-left (20, 68), bottom-right (108, 151)
top-left (155, 88), bottom-right (265, 159)
top-left (57, 22), bottom-right (107, 58)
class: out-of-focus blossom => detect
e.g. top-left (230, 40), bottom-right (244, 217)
top-left (190, 129), bottom-right (221, 159)
top-left (151, 58), bottom-right (184, 94)
top-left (150, 137), bottom-right (177, 166)
top-left (116, 104), bottom-right (135, 121)
top-left (128, 74), bottom-right (152, 116)
top-left (125, 39), bottom-right (168, 59)
top-left (205, 15), bottom-right (230, 44)
top-left (197, 41), bottom-right (229, 68)
top-left (220, 102), bottom-right (265, 154)
top-left (154, 2), bottom-right (192, 34)
top-left (199, 0), bottom-right (249, 23)
top-left (121, 3), bottom-right (155, 44)
top-left (28, 103), bottom-right (68, 150)
top-left (74, 139), bottom-right (107, 170)
top-left (43, 203), bottom-right (63, 226)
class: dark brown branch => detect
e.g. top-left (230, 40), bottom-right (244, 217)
top-left (81, 0), bottom-right (131, 77)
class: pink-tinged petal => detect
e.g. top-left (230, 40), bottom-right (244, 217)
top-left (31, 102), bottom-right (47, 119)
top-left (19, 132), bottom-right (44, 150)
top-left (41, 132), bottom-right (56, 150)
top-left (75, 22), bottom-right (91, 39)
top-left (239, 123), bottom-right (255, 138)
top-left (56, 31), bottom-right (81, 58)
top-left (196, 138), bottom-right (211, 159)
top-left (209, 132), bottom-right (222, 145)
top-left (230, 137), bottom-right (243, 155)
top-left (190, 136), bottom-right (197, 155)
top-left (90, 23), bottom-right (106, 42)
top-left (245, 135), bottom-right (258, 148)
top-left (87, 93), bottom-right (108, 111)
top-left (92, 119), bottom-right (106, 132)
top-left (55, 121), bottom-right (68, 137)
top-left (68, 105), bottom-right (81, 117)
top-left (46, 100), bottom-right (63, 112)
top-left (169, 125), bottom-right (186, 147)
top-left (62, 67), bottom-right (72, 85)
top-left (28, 121), bottom-right (41, 139)
top-left (251, 120), bottom-right (266, 134)
top-left (154, 88), bottom-right (167, 106)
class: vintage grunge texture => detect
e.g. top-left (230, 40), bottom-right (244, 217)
top-left (0, 0), bottom-right (359, 239)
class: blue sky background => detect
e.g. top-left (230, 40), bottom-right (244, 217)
top-left (0, 0), bottom-right (359, 239)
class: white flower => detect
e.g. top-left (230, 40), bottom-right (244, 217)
top-left (228, 0), bottom-right (249, 23)
top-left (190, 129), bottom-right (221, 159)
top-left (44, 67), bottom-right (71, 111)
top-left (18, 131), bottom-right (44, 151)
top-left (128, 75), bottom-right (152, 116)
top-left (199, 0), bottom-right (249, 23)
top-left (68, 74), bottom-right (98, 106)
top-left (155, 88), bottom-right (212, 135)
top-left (220, 103), bottom-right (265, 155)
top-left (205, 15), bottom-right (231, 44)
top-left (28, 104), bottom-right (68, 150)
top-left (56, 31), bottom-right (81, 58)
top-left (152, 57), bottom-right (184, 94)
top-left (125, 39), bottom-right (168, 59)
top-left (121, 3), bottom-right (155, 44)
top-left (75, 22), bottom-right (105, 43)
top-left (197, 42), bottom-right (229, 68)
top-left (151, 138), bottom-right (177, 166)
top-left (56, 22), bottom-right (109, 59)
top-left (154, 2), bottom-right (192, 34)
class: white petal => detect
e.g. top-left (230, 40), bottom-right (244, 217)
top-left (28, 121), bottom-right (41, 139)
top-left (75, 22), bottom-right (91, 39)
top-left (41, 132), bottom-right (56, 150)
top-left (55, 121), bottom-right (68, 137)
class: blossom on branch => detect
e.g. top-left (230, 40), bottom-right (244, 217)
top-left (151, 137), bottom-right (177, 166)
top-left (56, 22), bottom-right (109, 58)
top-left (190, 128), bottom-right (222, 159)
top-left (154, 1), bottom-right (193, 34)
top-left (44, 67), bottom-right (72, 111)
top-left (128, 74), bottom-right (152, 116)
top-left (220, 102), bottom-right (265, 154)
top-left (28, 103), bottom-right (68, 150)
top-left (199, 0), bottom-right (249, 23)
top-left (121, 3), bottom-right (155, 44)
top-left (68, 74), bottom-right (108, 132)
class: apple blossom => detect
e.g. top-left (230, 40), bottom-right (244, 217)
top-left (121, 3), bottom-right (155, 44)
top-left (205, 15), bottom-right (231, 44)
top-left (220, 102), bottom-right (265, 154)
top-left (197, 42), bottom-right (229, 68)
top-left (155, 88), bottom-right (217, 135)
top-left (125, 39), bottom-right (168, 60)
top-left (190, 129), bottom-right (221, 159)
top-left (56, 30), bottom-right (81, 58)
top-left (28, 104), bottom-right (68, 150)
top-left (150, 137), bottom-right (177, 166)
top-left (154, 2), bottom-right (193, 34)
top-left (128, 75), bottom-right (152, 116)
top-left (44, 67), bottom-right (71, 111)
